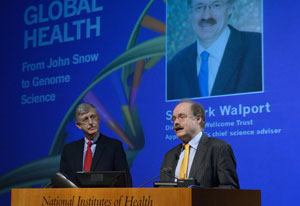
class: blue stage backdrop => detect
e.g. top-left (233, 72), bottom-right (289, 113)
top-left (0, 0), bottom-right (299, 205)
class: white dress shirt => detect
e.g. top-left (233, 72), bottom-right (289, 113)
top-left (82, 133), bottom-right (100, 170)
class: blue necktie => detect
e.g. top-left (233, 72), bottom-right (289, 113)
top-left (198, 51), bottom-right (210, 97)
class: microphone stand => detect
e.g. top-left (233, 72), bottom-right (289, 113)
top-left (138, 168), bottom-right (172, 188)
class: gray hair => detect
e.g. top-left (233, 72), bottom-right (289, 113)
top-left (75, 103), bottom-right (98, 122)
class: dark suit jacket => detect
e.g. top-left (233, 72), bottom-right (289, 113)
top-left (60, 133), bottom-right (132, 187)
top-left (160, 134), bottom-right (239, 189)
top-left (167, 25), bottom-right (262, 100)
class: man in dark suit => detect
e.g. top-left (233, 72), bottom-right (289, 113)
top-left (160, 100), bottom-right (239, 188)
top-left (60, 103), bottom-right (132, 187)
top-left (167, 0), bottom-right (262, 100)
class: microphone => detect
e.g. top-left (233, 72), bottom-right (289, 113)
top-left (138, 167), bottom-right (173, 188)
top-left (51, 172), bottom-right (78, 188)
top-left (159, 167), bottom-right (178, 181)
top-left (161, 167), bottom-right (172, 174)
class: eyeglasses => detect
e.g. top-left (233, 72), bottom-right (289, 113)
top-left (78, 114), bottom-right (98, 124)
top-left (189, 1), bottom-right (228, 14)
top-left (170, 113), bottom-right (194, 123)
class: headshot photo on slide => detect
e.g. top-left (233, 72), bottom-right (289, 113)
top-left (166, 0), bottom-right (263, 101)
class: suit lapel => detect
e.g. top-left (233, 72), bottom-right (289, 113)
top-left (76, 139), bottom-right (85, 171)
top-left (183, 42), bottom-right (200, 96)
top-left (90, 134), bottom-right (105, 171)
top-left (171, 144), bottom-right (182, 177)
top-left (211, 26), bottom-right (243, 95)
top-left (189, 134), bottom-right (209, 178)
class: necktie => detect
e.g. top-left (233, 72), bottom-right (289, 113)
top-left (179, 144), bottom-right (190, 179)
top-left (83, 141), bottom-right (92, 172)
top-left (199, 51), bottom-right (210, 97)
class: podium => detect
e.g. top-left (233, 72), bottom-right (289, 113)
top-left (11, 188), bottom-right (261, 206)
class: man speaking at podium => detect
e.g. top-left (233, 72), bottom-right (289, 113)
top-left (59, 103), bottom-right (132, 186)
top-left (160, 100), bottom-right (239, 188)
